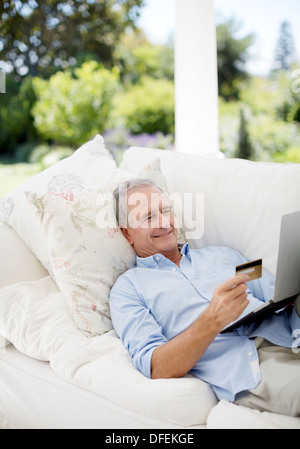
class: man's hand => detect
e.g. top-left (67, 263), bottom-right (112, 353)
top-left (205, 275), bottom-right (250, 332)
top-left (151, 274), bottom-right (250, 380)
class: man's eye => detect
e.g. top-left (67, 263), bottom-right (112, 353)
top-left (162, 208), bottom-right (171, 214)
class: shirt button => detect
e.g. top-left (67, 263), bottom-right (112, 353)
top-left (155, 256), bottom-right (160, 261)
top-left (172, 268), bottom-right (176, 272)
top-left (248, 351), bottom-right (254, 357)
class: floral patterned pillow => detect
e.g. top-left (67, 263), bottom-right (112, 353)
top-left (25, 156), bottom-right (184, 337)
top-left (26, 183), bottom-right (137, 337)
top-left (0, 135), bottom-right (116, 274)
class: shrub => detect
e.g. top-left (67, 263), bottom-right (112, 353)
top-left (218, 96), bottom-right (300, 160)
top-left (239, 77), bottom-right (285, 116)
top-left (273, 147), bottom-right (300, 163)
top-left (29, 144), bottom-right (74, 168)
top-left (0, 76), bottom-right (37, 157)
top-left (32, 62), bottom-right (120, 146)
top-left (113, 76), bottom-right (175, 135)
top-left (249, 114), bottom-right (300, 161)
top-left (218, 97), bottom-right (242, 157)
top-left (235, 107), bottom-right (254, 160)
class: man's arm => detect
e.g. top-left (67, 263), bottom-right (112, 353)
top-left (109, 274), bottom-right (169, 379)
top-left (151, 274), bottom-right (250, 379)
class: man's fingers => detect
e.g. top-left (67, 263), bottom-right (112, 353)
top-left (217, 275), bottom-right (250, 293)
top-left (235, 288), bottom-right (250, 303)
top-left (231, 282), bottom-right (248, 298)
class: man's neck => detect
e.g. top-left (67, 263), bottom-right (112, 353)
top-left (164, 247), bottom-right (182, 267)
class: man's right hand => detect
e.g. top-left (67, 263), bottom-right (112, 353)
top-left (151, 274), bottom-right (250, 380)
top-left (205, 275), bottom-right (250, 332)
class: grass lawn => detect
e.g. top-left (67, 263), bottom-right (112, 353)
top-left (0, 163), bottom-right (42, 198)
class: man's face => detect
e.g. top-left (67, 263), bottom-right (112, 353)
top-left (121, 186), bottom-right (178, 258)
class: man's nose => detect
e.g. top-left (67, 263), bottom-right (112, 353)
top-left (158, 211), bottom-right (170, 228)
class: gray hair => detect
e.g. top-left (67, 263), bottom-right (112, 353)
top-left (113, 178), bottom-right (164, 228)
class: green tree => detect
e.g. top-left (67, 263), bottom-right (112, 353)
top-left (235, 108), bottom-right (254, 160)
top-left (114, 30), bottom-right (174, 84)
top-left (0, 75), bottom-right (37, 156)
top-left (217, 18), bottom-right (254, 100)
top-left (32, 61), bottom-right (119, 146)
top-left (265, 68), bottom-right (300, 125)
top-left (0, 0), bottom-right (144, 79)
top-left (274, 21), bottom-right (295, 71)
top-left (114, 76), bottom-right (175, 135)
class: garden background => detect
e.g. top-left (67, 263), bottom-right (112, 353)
top-left (0, 0), bottom-right (299, 198)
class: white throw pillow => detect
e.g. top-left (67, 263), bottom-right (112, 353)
top-left (25, 181), bottom-right (137, 337)
top-left (0, 135), bottom-right (116, 273)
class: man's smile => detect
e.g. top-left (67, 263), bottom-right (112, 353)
top-left (153, 230), bottom-right (173, 238)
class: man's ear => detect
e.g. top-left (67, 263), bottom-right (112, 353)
top-left (121, 227), bottom-right (134, 245)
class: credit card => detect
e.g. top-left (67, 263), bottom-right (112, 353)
top-left (235, 258), bottom-right (262, 281)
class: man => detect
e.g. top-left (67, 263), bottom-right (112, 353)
top-left (109, 178), bottom-right (300, 417)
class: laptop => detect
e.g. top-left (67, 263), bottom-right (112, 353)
top-left (221, 210), bottom-right (300, 333)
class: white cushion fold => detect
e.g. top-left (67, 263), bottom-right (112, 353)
top-left (0, 277), bottom-right (217, 426)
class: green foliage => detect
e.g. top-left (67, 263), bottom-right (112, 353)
top-left (274, 69), bottom-right (300, 124)
top-left (30, 144), bottom-right (74, 168)
top-left (0, 76), bottom-right (37, 156)
top-left (218, 74), bottom-right (300, 162)
top-left (125, 43), bottom-right (174, 82)
top-left (239, 70), bottom-right (300, 126)
top-left (13, 141), bottom-right (38, 163)
top-left (239, 77), bottom-right (284, 116)
top-left (0, 0), bottom-right (145, 79)
top-left (274, 21), bottom-right (296, 71)
top-left (115, 31), bottom-right (174, 84)
top-left (32, 62), bottom-right (120, 146)
top-left (218, 98), bottom-right (241, 156)
top-left (235, 108), bottom-right (254, 160)
top-left (113, 76), bottom-right (175, 135)
top-left (0, 7), bottom-right (298, 166)
top-left (249, 114), bottom-right (300, 161)
top-left (273, 147), bottom-right (300, 163)
top-left (217, 18), bottom-right (254, 100)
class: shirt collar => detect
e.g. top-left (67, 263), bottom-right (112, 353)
top-left (136, 242), bottom-right (191, 268)
top-left (179, 242), bottom-right (191, 261)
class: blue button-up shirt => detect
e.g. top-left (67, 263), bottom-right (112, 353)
top-left (109, 244), bottom-right (300, 401)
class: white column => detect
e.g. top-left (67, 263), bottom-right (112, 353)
top-left (0, 69), bottom-right (6, 93)
top-left (175, 0), bottom-right (219, 157)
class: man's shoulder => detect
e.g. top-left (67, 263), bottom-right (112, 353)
top-left (116, 263), bottom-right (137, 281)
top-left (111, 264), bottom-right (139, 290)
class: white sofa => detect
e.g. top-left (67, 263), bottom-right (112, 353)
top-left (0, 135), bottom-right (300, 429)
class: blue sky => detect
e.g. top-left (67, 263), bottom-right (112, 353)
top-left (137, 0), bottom-right (300, 76)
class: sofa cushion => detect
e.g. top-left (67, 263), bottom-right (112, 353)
top-left (0, 224), bottom-right (48, 289)
top-left (121, 147), bottom-right (300, 276)
top-left (0, 276), bottom-right (218, 426)
top-left (0, 223), bottom-right (47, 349)
top-left (207, 400), bottom-right (300, 429)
